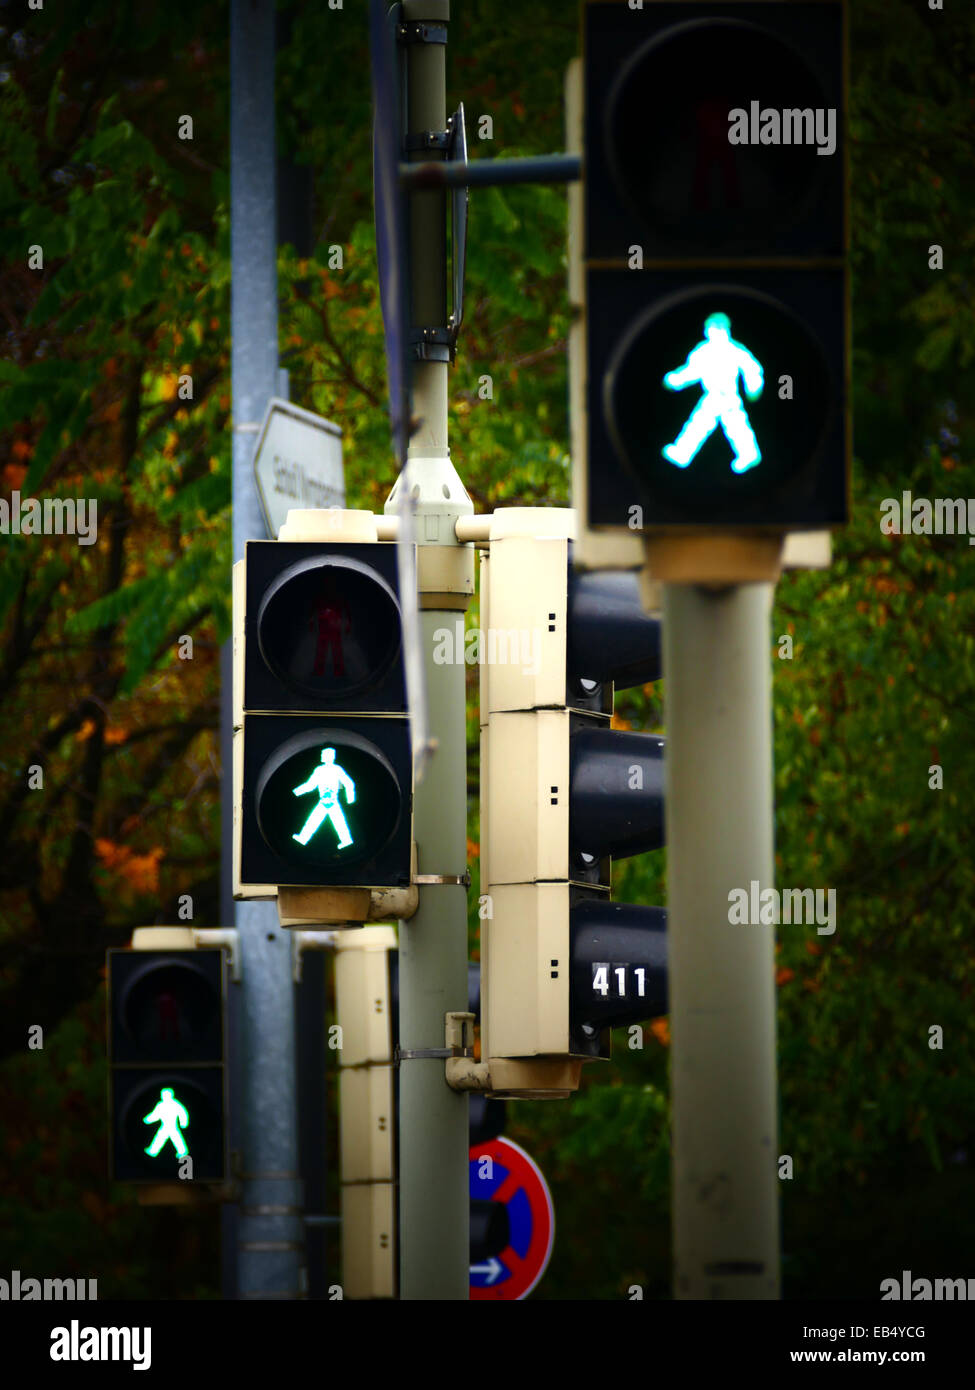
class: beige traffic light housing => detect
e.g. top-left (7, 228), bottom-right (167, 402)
top-left (334, 926), bottom-right (397, 1299)
top-left (478, 509), bottom-right (604, 1098)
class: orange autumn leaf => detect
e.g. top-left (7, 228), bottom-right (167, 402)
top-left (95, 838), bottom-right (126, 868)
top-left (11, 439), bottom-right (32, 461)
top-left (104, 726), bottom-right (129, 745)
top-left (118, 847), bottom-right (164, 894)
top-left (776, 967), bottom-right (796, 986)
top-left (611, 713), bottom-right (632, 731)
top-left (77, 719), bottom-right (97, 741)
top-left (95, 840), bottom-right (163, 892)
top-left (649, 1017), bottom-right (670, 1047)
top-left (466, 838), bottom-right (480, 859)
top-left (3, 463), bottom-right (28, 488)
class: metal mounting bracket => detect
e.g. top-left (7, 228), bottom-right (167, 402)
top-left (397, 20), bottom-right (447, 45)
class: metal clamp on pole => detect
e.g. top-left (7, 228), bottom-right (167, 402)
top-left (397, 20), bottom-right (447, 44)
top-left (444, 1012), bottom-right (492, 1093)
top-left (396, 1011), bottom-right (474, 1066)
top-left (410, 325), bottom-right (452, 363)
top-left (404, 130), bottom-right (449, 152)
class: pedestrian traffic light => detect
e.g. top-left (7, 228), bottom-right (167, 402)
top-left (233, 511), bottom-right (413, 900)
top-left (479, 509), bottom-right (668, 1098)
top-left (107, 929), bottom-right (227, 1184)
top-left (578, 0), bottom-right (849, 533)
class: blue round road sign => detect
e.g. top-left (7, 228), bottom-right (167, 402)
top-left (469, 1137), bottom-right (554, 1300)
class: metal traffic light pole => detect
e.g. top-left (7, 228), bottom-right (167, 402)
top-left (662, 580), bottom-right (780, 1299)
top-left (228, 0), bottom-right (303, 1301)
top-left (388, 0), bottom-right (474, 1300)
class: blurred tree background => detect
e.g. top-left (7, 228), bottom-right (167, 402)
top-left (0, 0), bottom-right (973, 1298)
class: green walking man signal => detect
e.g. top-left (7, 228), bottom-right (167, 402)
top-left (662, 313), bottom-right (764, 474)
top-left (291, 747), bottom-right (357, 850)
top-left (142, 1087), bottom-right (190, 1158)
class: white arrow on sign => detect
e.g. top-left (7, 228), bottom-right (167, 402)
top-left (253, 397), bottom-right (344, 538)
top-left (470, 1257), bottom-right (504, 1285)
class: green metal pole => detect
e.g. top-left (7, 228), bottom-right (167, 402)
top-left (387, 0), bottom-right (473, 1300)
top-left (663, 582), bottom-right (781, 1299)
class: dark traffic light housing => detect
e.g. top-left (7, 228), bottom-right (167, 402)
top-left (582, 0), bottom-right (849, 533)
top-left (107, 946), bottom-right (227, 1183)
top-left (235, 538), bottom-right (413, 895)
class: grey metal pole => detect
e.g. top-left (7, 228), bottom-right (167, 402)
top-left (229, 0), bottom-right (304, 1301)
top-left (389, 0), bottom-right (472, 1301)
top-left (662, 581), bottom-right (780, 1299)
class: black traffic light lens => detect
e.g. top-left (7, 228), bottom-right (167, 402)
top-left (605, 286), bottom-right (831, 518)
top-left (567, 569), bottom-right (662, 690)
top-left (570, 728), bottom-right (665, 863)
top-left (256, 555), bottom-right (402, 703)
top-left (110, 950), bottom-right (224, 1066)
top-left (605, 19), bottom-right (832, 253)
top-left (121, 960), bottom-right (221, 1062)
top-left (255, 728), bottom-right (404, 872)
top-left (570, 900), bottom-right (668, 1033)
top-left (114, 1071), bottom-right (225, 1182)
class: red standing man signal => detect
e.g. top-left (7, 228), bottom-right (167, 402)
top-left (311, 578), bottom-right (352, 680)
